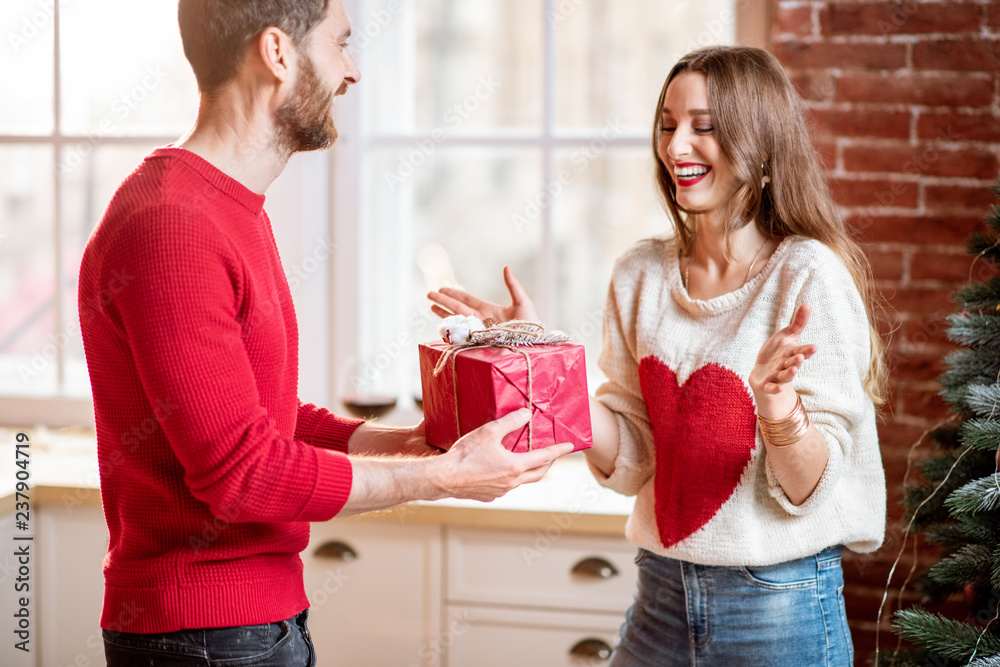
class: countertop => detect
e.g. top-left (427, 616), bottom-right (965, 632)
top-left (0, 426), bottom-right (634, 536)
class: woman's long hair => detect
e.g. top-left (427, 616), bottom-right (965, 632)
top-left (652, 45), bottom-right (888, 404)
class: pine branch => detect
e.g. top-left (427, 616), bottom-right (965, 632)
top-left (969, 654), bottom-right (1000, 667)
top-left (941, 354), bottom-right (998, 410)
top-left (957, 276), bottom-right (1000, 310)
top-left (948, 312), bottom-right (1000, 347)
top-left (927, 544), bottom-right (992, 589)
top-left (945, 474), bottom-right (1000, 515)
top-left (916, 567), bottom-right (968, 601)
top-left (957, 513), bottom-right (1000, 545)
top-left (968, 383), bottom-right (1000, 418)
top-left (962, 419), bottom-right (1000, 452)
top-left (968, 232), bottom-right (1000, 269)
top-left (918, 450), bottom-right (992, 487)
top-left (927, 521), bottom-right (977, 548)
top-left (994, 543), bottom-right (1000, 591)
top-left (894, 607), bottom-right (1000, 661)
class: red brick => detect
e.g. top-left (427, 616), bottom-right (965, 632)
top-left (774, 41), bottom-right (907, 70)
top-left (809, 108), bottom-right (910, 140)
top-left (837, 73), bottom-right (993, 107)
top-left (824, 2), bottom-right (982, 36)
top-left (844, 585), bottom-right (925, 622)
top-left (867, 249), bottom-right (904, 281)
top-left (842, 144), bottom-right (998, 180)
top-left (830, 177), bottom-right (919, 208)
top-left (925, 184), bottom-right (997, 213)
top-left (911, 251), bottom-right (976, 281)
top-left (814, 137), bottom-right (837, 171)
top-left (917, 112), bottom-right (1000, 142)
top-left (889, 349), bottom-right (945, 382)
top-left (885, 287), bottom-right (956, 315)
top-left (914, 38), bottom-right (1000, 72)
top-left (991, 3), bottom-right (1000, 30)
top-left (876, 421), bottom-right (932, 452)
top-left (847, 215), bottom-right (983, 245)
top-left (905, 315), bottom-right (959, 348)
top-left (775, 5), bottom-right (813, 37)
top-left (789, 70), bottom-right (836, 102)
top-left (901, 384), bottom-right (951, 419)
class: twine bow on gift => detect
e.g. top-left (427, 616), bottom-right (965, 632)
top-left (433, 317), bottom-right (572, 451)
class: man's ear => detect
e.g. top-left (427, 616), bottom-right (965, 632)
top-left (255, 26), bottom-right (296, 84)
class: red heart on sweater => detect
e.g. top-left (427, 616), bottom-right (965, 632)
top-left (638, 357), bottom-right (757, 549)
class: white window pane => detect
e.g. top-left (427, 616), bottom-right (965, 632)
top-left (0, 146), bottom-right (56, 395)
top-left (552, 148), bottom-right (671, 389)
top-left (363, 0), bottom-right (544, 134)
top-left (0, 1), bottom-right (55, 134)
top-left (347, 147), bottom-right (543, 408)
top-left (555, 0), bottom-right (736, 132)
top-left (60, 0), bottom-right (197, 136)
top-left (61, 143), bottom-right (160, 398)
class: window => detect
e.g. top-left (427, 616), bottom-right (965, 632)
top-left (0, 0), bottom-right (764, 427)
top-left (333, 0), bottom-right (762, 417)
top-left (0, 0), bottom-right (329, 425)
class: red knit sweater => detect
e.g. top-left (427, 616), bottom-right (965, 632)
top-left (78, 146), bottom-right (363, 633)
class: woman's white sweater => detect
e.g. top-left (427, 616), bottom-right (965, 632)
top-left (592, 235), bottom-right (886, 566)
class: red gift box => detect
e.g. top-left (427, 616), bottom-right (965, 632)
top-left (418, 341), bottom-right (593, 453)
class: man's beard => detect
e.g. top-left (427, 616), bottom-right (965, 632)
top-left (274, 54), bottom-right (344, 154)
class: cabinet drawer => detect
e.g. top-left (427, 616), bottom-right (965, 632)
top-left (446, 527), bottom-right (637, 613)
top-left (446, 605), bottom-right (620, 667)
top-left (303, 521), bottom-right (442, 667)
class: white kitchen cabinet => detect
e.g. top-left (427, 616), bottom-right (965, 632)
top-left (303, 519), bottom-right (443, 667)
top-left (445, 606), bottom-right (623, 667)
top-left (0, 500), bottom-right (109, 667)
top-left (1, 511), bottom-right (38, 667)
top-left (37, 501), bottom-right (108, 667)
top-left (445, 527), bottom-right (637, 666)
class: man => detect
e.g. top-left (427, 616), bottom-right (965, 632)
top-left (77, 1), bottom-right (573, 664)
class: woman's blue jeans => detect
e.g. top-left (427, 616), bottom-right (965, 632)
top-left (103, 608), bottom-right (316, 666)
top-left (609, 546), bottom-right (853, 666)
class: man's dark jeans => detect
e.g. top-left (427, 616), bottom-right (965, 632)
top-left (103, 608), bottom-right (316, 666)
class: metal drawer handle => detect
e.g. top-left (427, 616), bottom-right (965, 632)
top-left (569, 638), bottom-right (613, 660)
top-left (314, 540), bottom-right (358, 562)
top-left (571, 556), bottom-right (619, 579)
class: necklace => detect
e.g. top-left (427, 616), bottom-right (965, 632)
top-left (683, 237), bottom-right (770, 293)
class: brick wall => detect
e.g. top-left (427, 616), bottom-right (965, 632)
top-left (771, 0), bottom-right (1000, 662)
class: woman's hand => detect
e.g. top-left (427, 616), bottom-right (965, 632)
top-left (428, 266), bottom-right (539, 323)
top-left (748, 304), bottom-right (817, 419)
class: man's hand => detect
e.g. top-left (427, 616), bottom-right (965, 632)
top-left (347, 420), bottom-right (438, 457)
top-left (428, 266), bottom-right (539, 323)
top-left (430, 408), bottom-right (574, 502)
top-left (338, 409), bottom-right (574, 516)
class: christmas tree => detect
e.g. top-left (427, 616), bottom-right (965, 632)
top-left (886, 180), bottom-right (1000, 666)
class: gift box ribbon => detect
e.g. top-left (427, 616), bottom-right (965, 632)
top-left (432, 320), bottom-right (572, 451)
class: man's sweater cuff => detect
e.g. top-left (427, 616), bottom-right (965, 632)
top-left (309, 414), bottom-right (365, 453)
top-left (296, 449), bottom-right (353, 521)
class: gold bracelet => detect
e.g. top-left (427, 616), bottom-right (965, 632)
top-left (757, 394), bottom-right (811, 448)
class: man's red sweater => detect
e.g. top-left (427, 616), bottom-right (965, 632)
top-left (78, 147), bottom-right (363, 633)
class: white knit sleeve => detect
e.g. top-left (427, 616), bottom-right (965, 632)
top-left (765, 254), bottom-right (876, 515)
top-left (591, 262), bottom-right (656, 496)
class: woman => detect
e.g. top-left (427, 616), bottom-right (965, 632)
top-left (430, 46), bottom-right (887, 665)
